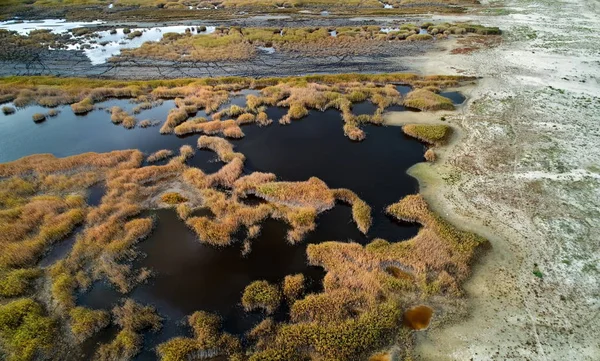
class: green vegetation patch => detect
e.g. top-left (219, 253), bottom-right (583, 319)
top-left (403, 89), bottom-right (454, 111)
top-left (0, 268), bottom-right (42, 297)
top-left (0, 298), bottom-right (55, 361)
top-left (242, 280), bottom-right (282, 314)
top-left (402, 124), bottom-right (451, 145)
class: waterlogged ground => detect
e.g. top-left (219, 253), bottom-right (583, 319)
top-left (0, 19), bottom-right (216, 65)
top-left (0, 89), bottom-right (470, 358)
top-left (399, 0), bottom-right (600, 360)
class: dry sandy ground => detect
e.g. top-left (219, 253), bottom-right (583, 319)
top-left (387, 0), bottom-right (600, 360)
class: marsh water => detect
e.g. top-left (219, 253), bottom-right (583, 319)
top-left (0, 89), bottom-right (464, 358)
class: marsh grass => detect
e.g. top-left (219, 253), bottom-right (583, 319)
top-left (157, 311), bottom-right (241, 361)
top-left (424, 148), bottom-right (436, 162)
top-left (0, 298), bottom-right (55, 361)
top-left (69, 307), bottom-right (110, 342)
top-left (95, 300), bottom-right (161, 361)
top-left (403, 89), bottom-right (454, 111)
top-left (110, 106), bottom-right (137, 129)
top-left (32, 113), bottom-right (46, 122)
top-left (2, 106), bottom-right (15, 115)
top-left (147, 149), bottom-right (174, 163)
top-left (197, 135), bottom-right (245, 163)
top-left (0, 268), bottom-right (42, 297)
top-left (254, 177), bottom-right (335, 211)
top-left (242, 280), bottom-right (282, 314)
top-left (402, 124), bottom-right (451, 145)
top-left (282, 273), bottom-right (305, 301)
top-left (332, 188), bottom-right (372, 234)
top-left (71, 98), bottom-right (94, 114)
top-left (161, 192), bottom-right (188, 205)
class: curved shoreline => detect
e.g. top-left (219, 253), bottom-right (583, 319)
top-left (387, 0), bottom-right (600, 359)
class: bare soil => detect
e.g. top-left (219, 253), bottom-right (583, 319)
top-left (386, 0), bottom-right (600, 359)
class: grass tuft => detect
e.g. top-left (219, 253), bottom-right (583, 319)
top-left (402, 124), bottom-right (451, 145)
top-left (403, 89), bottom-right (454, 111)
top-left (242, 280), bottom-right (282, 314)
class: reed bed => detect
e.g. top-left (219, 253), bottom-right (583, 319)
top-left (2, 106), bottom-right (15, 115)
top-left (197, 135), bottom-right (245, 163)
top-left (69, 307), bottom-right (110, 343)
top-left (0, 298), bottom-right (56, 361)
top-left (95, 300), bottom-right (161, 361)
top-left (0, 74), bottom-right (471, 141)
top-left (174, 119), bottom-right (243, 138)
top-left (402, 124), bottom-right (451, 145)
top-left (253, 177), bottom-right (336, 212)
top-left (110, 106), bottom-right (137, 129)
top-left (241, 280), bottom-right (282, 314)
top-left (146, 149), bottom-right (174, 163)
top-left (113, 23), bottom-right (498, 63)
top-left (32, 113), bottom-right (46, 122)
top-left (403, 89), bottom-right (454, 111)
top-left (283, 274), bottom-right (305, 302)
top-left (157, 311), bottom-right (241, 361)
top-left (332, 188), bottom-right (372, 234)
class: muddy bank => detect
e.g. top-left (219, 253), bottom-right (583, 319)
top-left (0, 42), bottom-right (428, 79)
top-left (388, 0), bottom-right (600, 360)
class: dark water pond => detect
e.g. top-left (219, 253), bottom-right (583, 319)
top-left (1, 92), bottom-right (428, 359)
top-left (439, 91), bottom-right (466, 105)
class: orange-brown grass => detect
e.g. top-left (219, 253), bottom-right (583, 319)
top-left (233, 172), bottom-right (277, 196)
top-left (146, 149), bottom-right (174, 163)
top-left (236, 112), bottom-right (256, 125)
top-left (343, 123), bottom-right (366, 141)
top-left (176, 203), bottom-right (193, 220)
top-left (71, 97), bottom-right (94, 114)
top-left (110, 106), bottom-right (137, 129)
top-left (185, 189), bottom-right (271, 246)
top-left (290, 288), bottom-right (369, 323)
top-left (402, 124), bottom-right (451, 145)
top-left (332, 188), bottom-right (372, 234)
top-left (0, 194), bottom-right (85, 268)
top-left (424, 148), bottom-right (436, 162)
top-left (197, 135), bottom-right (245, 163)
top-left (253, 177), bottom-right (335, 211)
top-left (160, 108), bottom-right (189, 134)
top-left (255, 111), bottom-right (272, 126)
top-left (403, 89), bottom-right (454, 111)
top-left (174, 119), bottom-right (242, 138)
top-left (282, 273), bottom-right (305, 302)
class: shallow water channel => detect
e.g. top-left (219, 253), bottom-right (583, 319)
top-left (0, 89), bottom-right (464, 358)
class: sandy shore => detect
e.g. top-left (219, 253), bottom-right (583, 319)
top-left (385, 0), bottom-right (600, 360)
